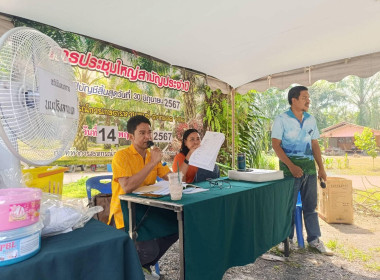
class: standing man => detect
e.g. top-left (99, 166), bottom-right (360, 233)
top-left (271, 85), bottom-right (332, 255)
top-left (108, 115), bottom-right (178, 277)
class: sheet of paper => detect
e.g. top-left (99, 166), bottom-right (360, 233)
top-left (133, 180), bottom-right (170, 195)
top-left (183, 187), bottom-right (209, 194)
top-left (189, 131), bottom-right (225, 171)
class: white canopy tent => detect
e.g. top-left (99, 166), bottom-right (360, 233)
top-left (1, 0), bottom-right (380, 92)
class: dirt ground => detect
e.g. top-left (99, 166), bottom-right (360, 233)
top-left (159, 212), bottom-right (380, 280)
top-left (64, 171), bottom-right (380, 279)
top-left (320, 213), bottom-right (380, 265)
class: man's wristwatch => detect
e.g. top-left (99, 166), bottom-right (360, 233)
top-left (184, 159), bottom-right (189, 164)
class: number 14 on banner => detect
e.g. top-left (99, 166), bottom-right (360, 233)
top-left (97, 126), bottom-right (119, 144)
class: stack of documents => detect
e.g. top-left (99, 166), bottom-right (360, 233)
top-left (228, 169), bottom-right (284, 182)
top-left (182, 184), bottom-right (209, 194)
top-left (132, 180), bottom-right (209, 195)
top-left (189, 131), bottom-right (225, 171)
top-left (133, 180), bottom-right (170, 195)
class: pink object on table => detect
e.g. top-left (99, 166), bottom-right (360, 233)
top-left (0, 188), bottom-right (42, 231)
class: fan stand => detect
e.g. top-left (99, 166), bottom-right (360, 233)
top-left (0, 144), bottom-right (23, 188)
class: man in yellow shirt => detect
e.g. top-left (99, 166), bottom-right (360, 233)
top-left (108, 115), bottom-right (177, 276)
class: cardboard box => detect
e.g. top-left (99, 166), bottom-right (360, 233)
top-left (318, 177), bottom-right (354, 224)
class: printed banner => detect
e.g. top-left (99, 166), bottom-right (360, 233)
top-left (15, 19), bottom-right (207, 168)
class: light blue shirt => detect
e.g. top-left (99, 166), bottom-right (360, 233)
top-left (271, 109), bottom-right (319, 175)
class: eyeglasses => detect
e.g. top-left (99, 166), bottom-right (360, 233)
top-left (207, 178), bottom-right (231, 189)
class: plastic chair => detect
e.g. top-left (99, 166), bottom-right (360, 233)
top-left (294, 192), bottom-right (305, 248)
top-left (86, 175), bottom-right (113, 203)
top-left (154, 262), bottom-right (160, 276)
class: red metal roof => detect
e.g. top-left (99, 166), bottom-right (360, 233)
top-left (320, 122), bottom-right (380, 138)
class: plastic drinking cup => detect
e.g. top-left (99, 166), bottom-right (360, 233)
top-left (168, 172), bottom-right (183, 200)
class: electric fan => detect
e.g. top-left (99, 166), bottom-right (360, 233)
top-left (0, 27), bottom-right (78, 188)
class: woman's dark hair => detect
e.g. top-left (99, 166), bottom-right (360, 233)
top-left (180, 128), bottom-right (199, 156)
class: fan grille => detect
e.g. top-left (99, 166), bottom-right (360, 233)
top-left (0, 27), bottom-right (78, 165)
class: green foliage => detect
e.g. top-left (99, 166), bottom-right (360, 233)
top-left (52, 157), bottom-right (111, 166)
top-left (62, 176), bottom-right (99, 198)
top-left (326, 239), bottom-right (338, 250)
top-left (354, 188), bottom-right (380, 213)
top-left (203, 86), bottom-right (233, 174)
top-left (326, 239), bottom-right (379, 271)
top-left (344, 153), bottom-right (349, 168)
top-left (324, 157), bottom-right (334, 169)
top-left (336, 158), bottom-right (343, 169)
top-left (308, 81), bottom-right (347, 129)
top-left (337, 73), bottom-right (380, 129)
top-left (326, 239), bottom-right (372, 263)
top-left (256, 152), bottom-right (278, 170)
top-left (354, 127), bottom-right (378, 167)
top-left (235, 93), bottom-right (268, 169)
top-left (203, 87), bottom-right (268, 172)
top-left (203, 87), bottom-right (224, 132)
top-left (246, 88), bottom-right (288, 120)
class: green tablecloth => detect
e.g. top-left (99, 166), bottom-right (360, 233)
top-left (1, 219), bottom-right (144, 280)
top-left (121, 177), bottom-right (294, 280)
top-left (121, 201), bottom-right (178, 241)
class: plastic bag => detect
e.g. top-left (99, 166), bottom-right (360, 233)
top-left (40, 193), bottom-right (103, 237)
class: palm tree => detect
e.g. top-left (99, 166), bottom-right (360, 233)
top-left (309, 80), bottom-right (346, 129)
top-left (337, 73), bottom-right (380, 127)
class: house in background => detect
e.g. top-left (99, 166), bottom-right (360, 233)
top-left (320, 122), bottom-right (380, 154)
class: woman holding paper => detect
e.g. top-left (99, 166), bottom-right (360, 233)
top-left (173, 128), bottom-right (220, 183)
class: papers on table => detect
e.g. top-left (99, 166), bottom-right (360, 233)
top-left (189, 131), bottom-right (225, 171)
top-left (133, 180), bottom-right (170, 195)
top-left (132, 180), bottom-right (209, 196)
top-left (183, 187), bottom-right (209, 194)
top-left (182, 183), bottom-right (209, 194)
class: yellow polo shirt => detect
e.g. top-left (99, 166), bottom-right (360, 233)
top-left (108, 144), bottom-right (170, 229)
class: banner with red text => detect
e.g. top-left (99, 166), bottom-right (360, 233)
top-left (14, 18), bottom-right (207, 168)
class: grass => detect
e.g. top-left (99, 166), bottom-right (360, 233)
top-left (324, 155), bottom-right (380, 176)
top-left (325, 239), bottom-right (379, 271)
top-left (261, 154), bottom-right (379, 176)
top-left (52, 156), bottom-right (112, 166)
top-left (62, 176), bottom-right (100, 198)
top-left (354, 188), bottom-right (380, 213)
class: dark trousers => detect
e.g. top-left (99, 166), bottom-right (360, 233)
top-left (110, 216), bottom-right (178, 268)
top-left (136, 234), bottom-right (179, 268)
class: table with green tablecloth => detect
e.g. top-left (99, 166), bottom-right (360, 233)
top-left (1, 219), bottom-right (144, 280)
top-left (120, 177), bottom-right (294, 280)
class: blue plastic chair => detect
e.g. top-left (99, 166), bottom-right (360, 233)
top-left (154, 262), bottom-right (160, 276)
top-left (86, 175), bottom-right (113, 203)
top-left (294, 192), bottom-right (305, 248)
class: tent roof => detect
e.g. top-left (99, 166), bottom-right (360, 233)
top-left (1, 0), bottom-right (380, 89)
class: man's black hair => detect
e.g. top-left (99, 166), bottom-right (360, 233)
top-left (127, 115), bottom-right (151, 134)
top-left (179, 128), bottom-right (199, 156)
top-left (288, 85), bottom-right (308, 105)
